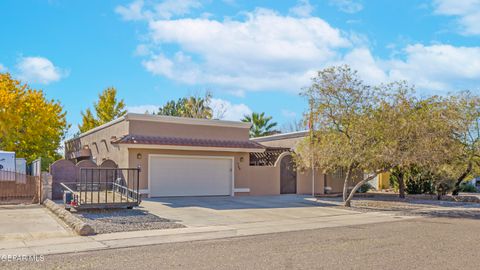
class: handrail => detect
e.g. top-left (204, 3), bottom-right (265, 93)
top-left (112, 182), bottom-right (140, 195)
top-left (59, 182), bottom-right (75, 194)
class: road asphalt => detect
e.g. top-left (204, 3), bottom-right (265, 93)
top-left (3, 216), bottom-right (479, 270)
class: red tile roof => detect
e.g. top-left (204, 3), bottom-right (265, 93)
top-left (112, 134), bottom-right (265, 150)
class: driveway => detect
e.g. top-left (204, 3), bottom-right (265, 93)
top-left (140, 195), bottom-right (394, 228)
top-left (0, 204), bottom-right (71, 242)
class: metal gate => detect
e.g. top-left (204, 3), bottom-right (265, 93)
top-left (0, 170), bottom-right (41, 204)
top-left (280, 155), bottom-right (297, 194)
top-left (59, 167), bottom-right (141, 209)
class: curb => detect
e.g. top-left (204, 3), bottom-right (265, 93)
top-left (43, 199), bottom-right (95, 236)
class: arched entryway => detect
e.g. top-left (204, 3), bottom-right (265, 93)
top-left (280, 155), bottom-right (297, 194)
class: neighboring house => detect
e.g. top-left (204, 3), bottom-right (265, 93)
top-left (468, 177), bottom-right (480, 191)
top-left (368, 172), bottom-right (391, 191)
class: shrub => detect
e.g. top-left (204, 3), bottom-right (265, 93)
top-left (406, 178), bottom-right (434, 194)
top-left (357, 182), bottom-right (373, 193)
top-left (435, 179), bottom-right (455, 196)
top-left (459, 183), bottom-right (478, 193)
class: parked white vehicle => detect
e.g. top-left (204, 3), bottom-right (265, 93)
top-left (0, 151), bottom-right (16, 171)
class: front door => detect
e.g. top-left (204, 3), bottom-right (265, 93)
top-left (280, 155), bottom-right (297, 194)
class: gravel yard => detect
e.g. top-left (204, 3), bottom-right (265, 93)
top-left (73, 209), bottom-right (186, 234)
top-left (317, 196), bottom-right (480, 219)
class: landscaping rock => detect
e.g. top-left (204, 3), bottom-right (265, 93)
top-left (73, 208), bottom-right (185, 234)
top-left (43, 199), bottom-right (95, 236)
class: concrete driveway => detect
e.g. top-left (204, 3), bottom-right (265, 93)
top-left (0, 204), bottom-right (71, 241)
top-left (140, 195), bottom-right (374, 228)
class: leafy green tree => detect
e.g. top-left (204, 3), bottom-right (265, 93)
top-left (296, 66), bottom-right (455, 206)
top-left (241, 112), bottom-right (278, 138)
top-left (157, 100), bottom-right (184, 117)
top-left (79, 87), bottom-right (126, 133)
top-left (0, 73), bottom-right (69, 169)
top-left (157, 92), bottom-right (213, 119)
top-left (441, 92), bottom-right (480, 195)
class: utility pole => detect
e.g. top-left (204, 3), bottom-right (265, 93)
top-left (309, 98), bottom-right (315, 197)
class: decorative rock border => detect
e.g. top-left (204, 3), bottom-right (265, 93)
top-left (43, 199), bottom-right (95, 236)
top-left (353, 192), bottom-right (480, 203)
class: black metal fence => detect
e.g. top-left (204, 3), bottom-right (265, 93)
top-left (60, 167), bottom-right (141, 209)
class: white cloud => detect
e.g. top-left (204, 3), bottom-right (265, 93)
top-left (289, 0), bottom-right (314, 17)
top-left (329, 0), bottom-right (363, 14)
top-left (209, 98), bottom-right (252, 121)
top-left (154, 0), bottom-right (202, 19)
top-left (336, 44), bottom-right (480, 93)
top-left (134, 44), bottom-right (151, 56)
top-left (433, 0), bottom-right (480, 35)
top-left (16, 56), bottom-right (65, 84)
top-left (340, 48), bottom-right (388, 84)
top-left (0, 64), bottom-right (6, 72)
top-left (115, 0), bottom-right (202, 21)
top-left (115, 0), bottom-right (145, 21)
top-left (127, 104), bottom-right (159, 114)
top-left (387, 44), bottom-right (480, 91)
top-left (142, 8), bottom-right (349, 92)
top-left (119, 1), bottom-right (480, 95)
top-left (142, 54), bottom-right (174, 77)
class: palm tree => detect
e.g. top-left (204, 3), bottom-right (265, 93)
top-left (241, 112), bottom-right (278, 138)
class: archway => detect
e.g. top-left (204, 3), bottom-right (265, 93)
top-left (280, 155), bottom-right (297, 194)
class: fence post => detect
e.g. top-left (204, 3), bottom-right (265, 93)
top-left (40, 172), bottom-right (52, 203)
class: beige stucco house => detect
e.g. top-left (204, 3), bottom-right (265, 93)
top-left (65, 113), bottom-right (346, 197)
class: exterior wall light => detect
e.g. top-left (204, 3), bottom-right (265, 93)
top-left (137, 153), bottom-right (142, 160)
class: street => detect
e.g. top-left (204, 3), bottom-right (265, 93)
top-left (4, 217), bottom-right (479, 270)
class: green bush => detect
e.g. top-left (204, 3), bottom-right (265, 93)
top-left (357, 182), bottom-right (373, 193)
top-left (460, 183), bottom-right (478, 193)
top-left (406, 178), bottom-right (434, 194)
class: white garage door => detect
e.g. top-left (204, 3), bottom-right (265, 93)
top-left (149, 155), bottom-right (233, 197)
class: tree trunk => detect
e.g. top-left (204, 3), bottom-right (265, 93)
top-left (398, 171), bottom-right (405, 199)
top-left (344, 173), bottom-right (380, 207)
top-left (452, 162), bottom-right (473, 196)
top-left (342, 163), bottom-right (354, 202)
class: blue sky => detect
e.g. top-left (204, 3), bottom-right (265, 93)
top-left (1, 0), bottom-right (479, 137)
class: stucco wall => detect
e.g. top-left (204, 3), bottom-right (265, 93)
top-left (297, 168), bottom-right (325, 195)
top-left (128, 120), bottom-right (250, 141)
top-left (325, 169), bottom-right (364, 193)
top-left (65, 121), bottom-right (129, 168)
top-left (246, 166), bottom-right (280, 195)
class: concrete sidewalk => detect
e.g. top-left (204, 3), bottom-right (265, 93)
top-left (0, 210), bottom-right (416, 256)
top-left (0, 205), bottom-right (72, 242)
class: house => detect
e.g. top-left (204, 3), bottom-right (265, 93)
top-left (368, 172), bottom-right (391, 191)
top-left (64, 114), bottom-right (350, 197)
top-left (468, 177), bottom-right (480, 192)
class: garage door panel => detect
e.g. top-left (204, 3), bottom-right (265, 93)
top-left (149, 155), bottom-right (232, 197)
